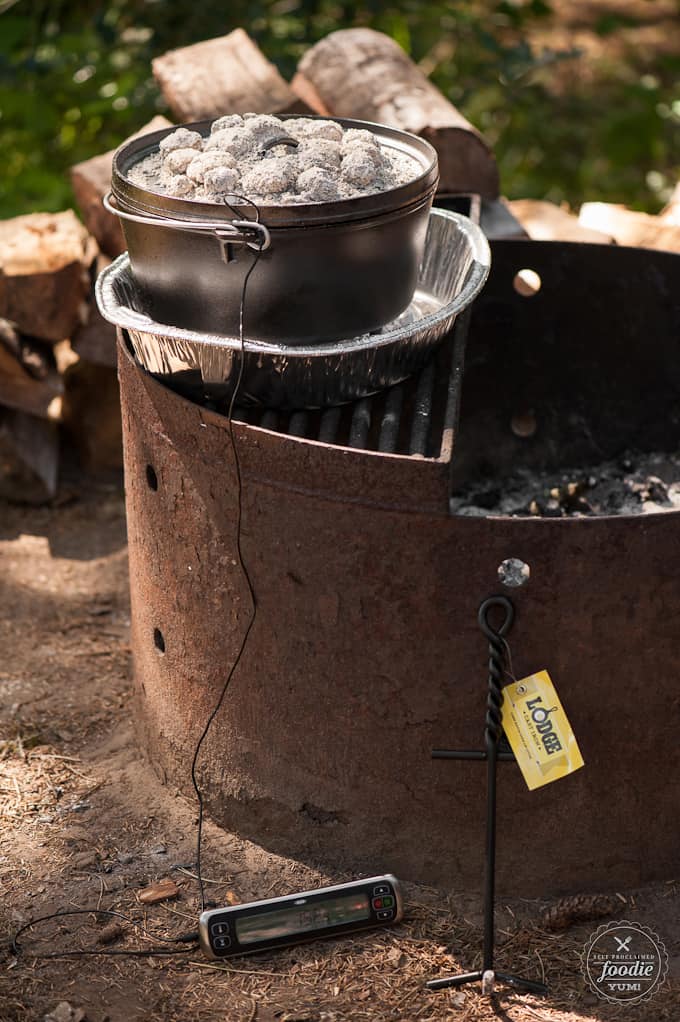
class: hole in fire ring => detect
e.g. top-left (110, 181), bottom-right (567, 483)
top-left (513, 269), bottom-right (541, 297)
top-left (153, 628), bottom-right (166, 653)
top-left (146, 464), bottom-right (158, 491)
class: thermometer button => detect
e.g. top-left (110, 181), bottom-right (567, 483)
top-left (211, 922), bottom-right (230, 936)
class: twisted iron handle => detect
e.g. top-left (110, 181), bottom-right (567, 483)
top-left (478, 596), bottom-right (514, 747)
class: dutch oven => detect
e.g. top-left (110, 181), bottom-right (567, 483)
top-left (105, 116), bottom-right (439, 345)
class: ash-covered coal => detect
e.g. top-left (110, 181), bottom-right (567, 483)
top-left (451, 451), bottom-right (680, 518)
top-left (127, 114), bottom-right (420, 205)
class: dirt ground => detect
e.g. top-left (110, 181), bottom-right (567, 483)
top-left (1, 1), bottom-right (679, 1018)
top-left (0, 475), bottom-right (678, 1022)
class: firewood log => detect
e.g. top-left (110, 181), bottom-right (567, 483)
top-left (0, 211), bottom-right (95, 343)
top-left (70, 116), bottom-right (172, 258)
top-left (0, 408), bottom-right (59, 504)
top-left (152, 28), bottom-right (310, 123)
top-left (71, 302), bottom-right (117, 370)
top-left (579, 202), bottom-right (680, 252)
top-left (509, 199), bottom-right (613, 244)
top-left (660, 183), bottom-right (680, 225)
top-left (61, 361), bottom-right (123, 472)
top-left (289, 71), bottom-right (331, 115)
top-left (0, 319), bottom-right (62, 420)
top-left (297, 28), bottom-right (499, 197)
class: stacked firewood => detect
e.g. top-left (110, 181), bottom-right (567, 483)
top-left (0, 113), bottom-right (173, 504)
top-left (507, 190), bottom-right (680, 248)
top-left (0, 210), bottom-right (105, 503)
top-left (0, 26), bottom-right (677, 502)
top-left (0, 28), bottom-right (500, 504)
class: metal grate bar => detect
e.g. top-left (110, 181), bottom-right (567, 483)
top-left (378, 384), bottom-right (405, 453)
top-left (318, 406), bottom-right (342, 444)
top-left (260, 410), bottom-right (279, 431)
top-left (409, 361), bottom-right (436, 456)
top-left (288, 411), bottom-right (309, 438)
top-left (440, 309), bottom-right (471, 460)
top-left (348, 398), bottom-right (372, 449)
top-left (235, 321), bottom-right (468, 460)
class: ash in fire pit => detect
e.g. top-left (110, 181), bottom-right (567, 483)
top-left (451, 451), bottom-right (680, 518)
top-left (447, 240), bottom-right (680, 527)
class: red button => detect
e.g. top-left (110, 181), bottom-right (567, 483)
top-left (373, 897), bottom-right (383, 909)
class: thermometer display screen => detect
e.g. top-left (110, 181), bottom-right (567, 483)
top-left (235, 892), bottom-right (371, 946)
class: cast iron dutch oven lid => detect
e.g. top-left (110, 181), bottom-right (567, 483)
top-left (111, 115), bottom-right (440, 230)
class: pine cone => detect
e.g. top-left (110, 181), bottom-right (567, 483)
top-left (542, 893), bottom-right (622, 932)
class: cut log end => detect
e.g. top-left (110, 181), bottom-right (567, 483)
top-left (152, 28), bottom-right (310, 122)
top-left (424, 127), bottom-right (499, 198)
top-left (297, 28), bottom-right (499, 198)
top-left (289, 71), bottom-right (332, 115)
top-left (0, 211), bottom-right (95, 343)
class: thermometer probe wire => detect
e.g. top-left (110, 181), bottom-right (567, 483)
top-left (190, 204), bottom-right (264, 913)
top-left (9, 196), bottom-right (264, 959)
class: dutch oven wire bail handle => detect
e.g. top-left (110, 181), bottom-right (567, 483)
top-left (102, 191), bottom-right (272, 261)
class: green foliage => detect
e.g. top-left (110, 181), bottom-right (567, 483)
top-left (0, 0), bottom-right (678, 218)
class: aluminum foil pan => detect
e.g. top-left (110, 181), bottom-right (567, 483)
top-left (96, 208), bottom-right (490, 409)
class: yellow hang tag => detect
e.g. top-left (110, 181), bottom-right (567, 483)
top-left (501, 670), bottom-right (584, 790)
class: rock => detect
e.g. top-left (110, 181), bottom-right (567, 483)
top-left (0, 211), bottom-right (96, 342)
top-left (43, 1003), bottom-right (87, 1022)
top-left (137, 877), bottom-right (179, 905)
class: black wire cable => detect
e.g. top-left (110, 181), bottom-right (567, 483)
top-left (11, 908), bottom-right (199, 959)
top-left (20, 948), bottom-right (196, 959)
top-left (190, 202), bottom-right (263, 912)
top-left (11, 198), bottom-right (265, 960)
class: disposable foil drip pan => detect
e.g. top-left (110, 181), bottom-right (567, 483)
top-left (96, 208), bottom-right (490, 409)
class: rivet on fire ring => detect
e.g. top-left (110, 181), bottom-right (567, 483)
top-left (498, 558), bottom-right (530, 588)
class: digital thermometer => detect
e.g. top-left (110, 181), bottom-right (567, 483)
top-left (199, 874), bottom-right (403, 958)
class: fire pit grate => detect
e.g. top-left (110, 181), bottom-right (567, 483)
top-left (230, 310), bottom-right (469, 460)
